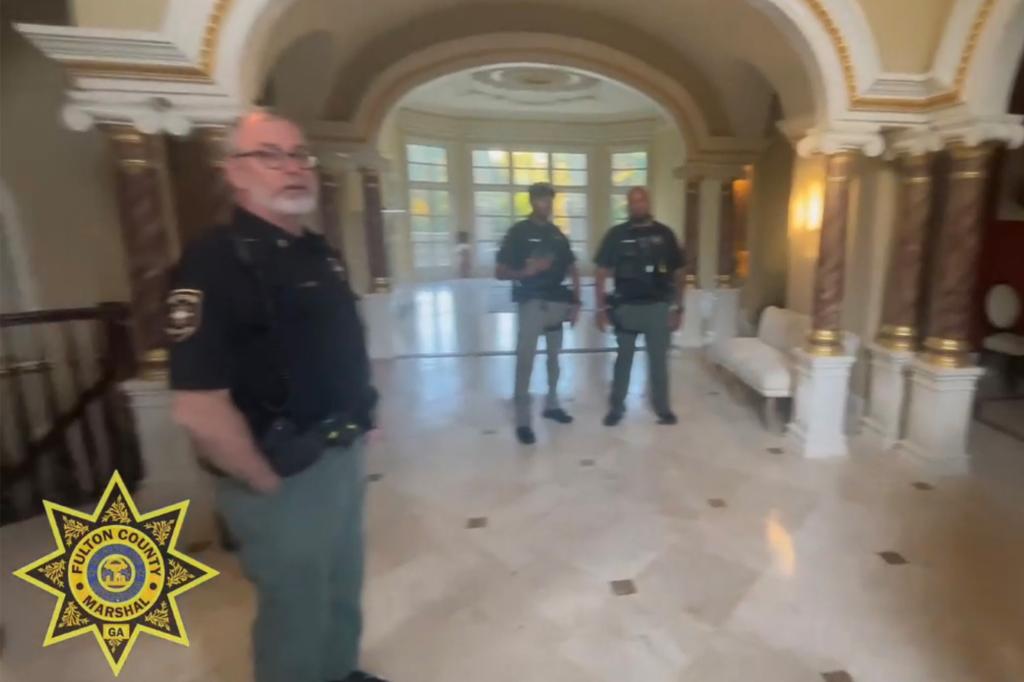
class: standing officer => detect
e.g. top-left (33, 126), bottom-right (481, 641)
top-left (594, 186), bottom-right (684, 426)
top-left (167, 111), bottom-right (387, 682)
top-left (496, 182), bottom-right (581, 444)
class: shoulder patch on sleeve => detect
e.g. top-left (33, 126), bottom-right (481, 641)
top-left (166, 289), bottom-right (203, 343)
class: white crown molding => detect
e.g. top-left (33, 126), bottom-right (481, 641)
top-left (795, 124), bottom-right (885, 158)
top-left (63, 90), bottom-right (242, 135)
top-left (931, 111), bottom-right (1024, 148)
top-left (15, 24), bottom-right (191, 66)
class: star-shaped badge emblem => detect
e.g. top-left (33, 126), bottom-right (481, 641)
top-left (13, 472), bottom-right (218, 676)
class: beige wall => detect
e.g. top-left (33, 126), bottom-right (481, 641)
top-left (856, 0), bottom-right (955, 73)
top-left (742, 133), bottom-right (793, 326)
top-left (72, 0), bottom-right (167, 30)
top-left (0, 23), bottom-right (128, 310)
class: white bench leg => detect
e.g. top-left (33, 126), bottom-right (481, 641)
top-left (761, 396), bottom-right (784, 434)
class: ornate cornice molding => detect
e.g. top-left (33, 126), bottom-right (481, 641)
top-left (795, 125), bottom-right (885, 158)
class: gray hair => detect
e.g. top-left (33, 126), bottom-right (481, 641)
top-left (221, 107), bottom-right (290, 156)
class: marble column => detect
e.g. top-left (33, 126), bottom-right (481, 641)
top-left (790, 150), bottom-right (857, 458)
top-left (683, 178), bottom-right (701, 287)
top-left (679, 178), bottom-right (704, 347)
top-left (900, 143), bottom-right (993, 469)
top-left (104, 126), bottom-right (178, 377)
top-left (920, 144), bottom-right (993, 368)
top-left (807, 151), bottom-right (856, 356)
top-left (863, 152), bottom-right (934, 448)
top-left (319, 169), bottom-right (344, 253)
top-left (107, 125), bottom-right (218, 546)
top-left (359, 167), bottom-right (396, 359)
top-left (167, 126), bottom-right (233, 248)
top-left (360, 167), bottom-right (390, 294)
top-left (717, 181), bottom-right (736, 288)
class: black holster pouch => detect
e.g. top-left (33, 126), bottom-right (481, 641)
top-left (259, 413), bottom-right (363, 478)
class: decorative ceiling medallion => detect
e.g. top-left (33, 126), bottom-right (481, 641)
top-left (470, 66), bottom-right (600, 94)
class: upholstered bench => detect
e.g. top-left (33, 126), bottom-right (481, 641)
top-left (709, 306), bottom-right (809, 430)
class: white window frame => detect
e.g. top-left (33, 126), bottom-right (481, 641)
top-left (470, 146), bottom-right (590, 266)
top-left (610, 148), bottom-right (651, 224)
top-left (405, 140), bottom-right (455, 279)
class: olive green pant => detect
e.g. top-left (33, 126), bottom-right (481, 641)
top-left (610, 301), bottom-right (672, 415)
top-left (217, 441), bottom-right (366, 682)
top-left (515, 299), bottom-right (571, 428)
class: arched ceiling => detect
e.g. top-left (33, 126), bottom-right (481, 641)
top-left (256, 0), bottom-right (815, 142)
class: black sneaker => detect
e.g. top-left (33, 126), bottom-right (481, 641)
top-left (542, 408), bottom-right (574, 424)
top-left (516, 426), bottom-right (536, 444)
top-left (603, 409), bottom-right (624, 426)
top-left (657, 411), bottom-right (678, 425)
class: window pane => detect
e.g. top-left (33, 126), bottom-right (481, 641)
top-left (431, 217), bottom-right (450, 235)
top-left (612, 168), bottom-right (647, 187)
top-left (513, 192), bottom-right (532, 217)
top-left (555, 192), bottom-right (587, 217)
top-left (413, 241), bottom-right (431, 268)
top-left (474, 191), bottom-right (511, 216)
top-left (514, 167), bottom-right (550, 185)
top-left (411, 215), bottom-right (432, 236)
top-left (472, 149), bottom-right (509, 168)
top-left (552, 152), bottom-right (587, 170)
top-left (612, 151), bottom-right (647, 170)
top-left (408, 144), bottom-right (447, 165)
top-left (409, 163), bottom-right (447, 183)
top-left (410, 190), bottom-right (432, 217)
top-left (562, 217), bottom-right (588, 243)
top-left (551, 168), bottom-right (587, 186)
top-left (611, 194), bottom-right (628, 222)
top-left (476, 216), bottom-right (510, 241)
top-left (429, 190), bottom-right (450, 216)
top-left (512, 151), bottom-right (548, 169)
top-left (472, 167), bottom-right (510, 185)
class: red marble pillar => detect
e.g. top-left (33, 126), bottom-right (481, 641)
top-left (921, 144), bottom-right (994, 367)
top-left (167, 126), bottom-right (233, 248)
top-left (877, 152), bottom-right (935, 351)
top-left (104, 126), bottom-right (178, 377)
top-left (684, 178), bottom-right (701, 286)
top-left (360, 168), bottom-right (390, 293)
top-left (808, 151), bottom-right (856, 355)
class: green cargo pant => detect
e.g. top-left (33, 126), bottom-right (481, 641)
top-left (216, 441), bottom-right (366, 682)
top-left (515, 299), bottom-right (571, 428)
top-left (610, 301), bottom-right (672, 415)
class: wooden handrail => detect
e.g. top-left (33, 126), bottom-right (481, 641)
top-left (0, 302), bottom-right (130, 327)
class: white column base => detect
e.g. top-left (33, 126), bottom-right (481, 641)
top-left (122, 379), bottom-right (217, 549)
top-left (896, 360), bottom-right (985, 473)
top-left (861, 343), bottom-right (914, 450)
top-left (788, 349), bottom-right (856, 458)
top-left (708, 287), bottom-right (740, 344)
top-left (361, 292), bottom-right (395, 360)
top-left (677, 286), bottom-right (705, 348)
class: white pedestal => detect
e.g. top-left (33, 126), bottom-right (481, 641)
top-left (677, 286), bottom-right (705, 348)
top-left (708, 287), bottom-right (740, 344)
top-left (122, 379), bottom-right (217, 549)
top-left (861, 343), bottom-right (914, 450)
top-left (897, 360), bottom-right (985, 472)
top-left (788, 349), bottom-right (856, 458)
top-left (361, 292), bottom-right (395, 360)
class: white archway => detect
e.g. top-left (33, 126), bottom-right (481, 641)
top-left (198, 0), bottom-right (863, 127)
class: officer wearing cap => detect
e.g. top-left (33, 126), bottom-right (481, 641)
top-left (167, 111), bottom-right (387, 682)
top-left (594, 186), bottom-right (684, 426)
top-left (496, 182), bottom-right (582, 444)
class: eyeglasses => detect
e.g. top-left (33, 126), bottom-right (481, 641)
top-left (232, 148), bottom-right (319, 170)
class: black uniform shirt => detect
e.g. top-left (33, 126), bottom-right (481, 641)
top-left (167, 207), bottom-right (374, 436)
top-left (594, 220), bottom-right (683, 303)
top-left (495, 218), bottom-right (576, 303)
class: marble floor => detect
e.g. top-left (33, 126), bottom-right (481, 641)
top-left (2, 292), bottom-right (1024, 681)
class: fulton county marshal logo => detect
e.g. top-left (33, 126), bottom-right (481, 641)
top-left (13, 472), bottom-right (218, 676)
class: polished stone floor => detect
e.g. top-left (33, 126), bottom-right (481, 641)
top-left (2, 284), bottom-right (1023, 681)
